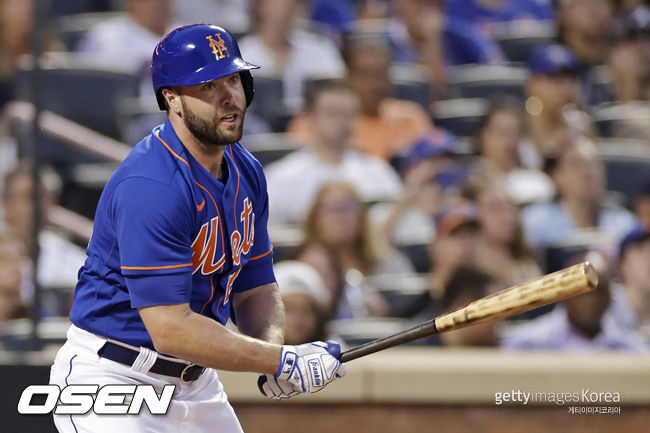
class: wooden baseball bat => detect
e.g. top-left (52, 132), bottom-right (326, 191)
top-left (339, 261), bottom-right (598, 363)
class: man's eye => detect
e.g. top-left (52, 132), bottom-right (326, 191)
top-left (230, 75), bottom-right (240, 84)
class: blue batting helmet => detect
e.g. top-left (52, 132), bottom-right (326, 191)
top-left (151, 24), bottom-right (259, 110)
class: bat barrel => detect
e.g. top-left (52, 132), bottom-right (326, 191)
top-left (434, 262), bottom-right (598, 333)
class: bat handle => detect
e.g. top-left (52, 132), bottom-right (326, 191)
top-left (339, 319), bottom-right (437, 363)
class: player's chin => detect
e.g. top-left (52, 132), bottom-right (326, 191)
top-left (218, 120), bottom-right (244, 141)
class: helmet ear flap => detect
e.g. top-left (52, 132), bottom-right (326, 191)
top-left (156, 88), bottom-right (168, 111)
top-left (241, 70), bottom-right (254, 107)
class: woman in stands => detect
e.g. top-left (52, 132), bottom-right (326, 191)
top-left (462, 174), bottom-right (542, 287)
top-left (295, 182), bottom-right (414, 320)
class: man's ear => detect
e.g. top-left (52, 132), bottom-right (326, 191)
top-left (162, 87), bottom-right (182, 114)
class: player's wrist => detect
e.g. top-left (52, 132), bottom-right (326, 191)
top-left (275, 345), bottom-right (297, 379)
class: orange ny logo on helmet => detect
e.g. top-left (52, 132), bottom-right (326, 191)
top-left (205, 33), bottom-right (228, 60)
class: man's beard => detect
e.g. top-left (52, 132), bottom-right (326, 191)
top-left (181, 103), bottom-right (244, 146)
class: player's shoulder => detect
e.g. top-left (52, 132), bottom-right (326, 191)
top-left (230, 141), bottom-right (267, 176)
top-left (229, 141), bottom-right (269, 190)
top-left (230, 140), bottom-right (260, 165)
top-left (105, 125), bottom-right (191, 197)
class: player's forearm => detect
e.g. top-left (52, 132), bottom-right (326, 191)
top-left (139, 304), bottom-right (282, 374)
top-left (233, 282), bottom-right (285, 345)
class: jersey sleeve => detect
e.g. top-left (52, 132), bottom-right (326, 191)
top-left (231, 170), bottom-right (275, 293)
top-left (111, 177), bottom-right (194, 307)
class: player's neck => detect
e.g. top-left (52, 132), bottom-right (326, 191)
top-left (189, 143), bottom-right (227, 180)
top-left (170, 115), bottom-right (227, 179)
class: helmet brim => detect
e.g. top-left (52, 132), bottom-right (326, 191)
top-left (171, 58), bottom-right (259, 88)
top-left (155, 59), bottom-right (259, 110)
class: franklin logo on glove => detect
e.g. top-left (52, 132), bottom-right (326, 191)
top-left (309, 359), bottom-right (324, 387)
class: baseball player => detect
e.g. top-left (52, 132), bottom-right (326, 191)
top-left (49, 24), bottom-right (345, 433)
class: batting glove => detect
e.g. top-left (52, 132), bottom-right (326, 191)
top-left (258, 340), bottom-right (345, 400)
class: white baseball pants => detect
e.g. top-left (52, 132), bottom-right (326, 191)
top-left (49, 324), bottom-right (244, 433)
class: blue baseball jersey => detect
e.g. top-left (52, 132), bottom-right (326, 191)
top-left (69, 119), bottom-right (275, 348)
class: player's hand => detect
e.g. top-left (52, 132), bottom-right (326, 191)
top-left (257, 375), bottom-right (299, 400)
top-left (258, 340), bottom-right (345, 399)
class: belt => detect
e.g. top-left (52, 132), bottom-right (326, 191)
top-left (97, 341), bottom-right (205, 382)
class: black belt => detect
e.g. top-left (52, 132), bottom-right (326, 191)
top-left (98, 341), bottom-right (205, 382)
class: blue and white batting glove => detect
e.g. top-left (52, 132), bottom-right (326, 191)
top-left (258, 340), bottom-right (345, 400)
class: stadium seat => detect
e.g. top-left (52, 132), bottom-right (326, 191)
top-left (267, 223), bottom-right (303, 262)
top-left (14, 53), bottom-right (141, 141)
top-left (445, 64), bottom-right (528, 101)
top-left (591, 102), bottom-right (650, 139)
top-left (583, 65), bottom-right (617, 105)
top-left (366, 273), bottom-right (430, 318)
top-left (390, 63), bottom-right (431, 109)
top-left (397, 242), bottom-right (432, 274)
top-left (51, 12), bottom-right (127, 51)
top-left (48, 0), bottom-right (114, 18)
top-left (430, 97), bottom-right (489, 138)
top-left (243, 133), bottom-right (300, 167)
top-left (492, 21), bottom-right (557, 63)
top-left (246, 76), bottom-right (289, 132)
top-left (327, 317), bottom-right (412, 347)
top-left (597, 138), bottom-right (650, 207)
top-left (0, 317), bottom-right (71, 351)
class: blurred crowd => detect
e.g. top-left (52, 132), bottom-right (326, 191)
top-left (0, 0), bottom-right (649, 354)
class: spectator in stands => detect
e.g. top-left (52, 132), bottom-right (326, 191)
top-left (76, 0), bottom-right (174, 73)
top-left (370, 129), bottom-right (460, 249)
top-left (0, 0), bottom-right (32, 107)
top-left (274, 260), bottom-right (331, 344)
top-left (1, 162), bottom-right (86, 311)
top-left (0, 0), bottom-right (63, 108)
top-left (555, 0), bottom-right (615, 68)
top-left (521, 137), bottom-right (638, 249)
top-left (602, 5), bottom-right (650, 140)
top-left (409, 264), bottom-right (502, 346)
top-left (427, 201), bottom-right (481, 299)
top-left (501, 271), bottom-right (647, 351)
top-left (612, 227), bottom-right (650, 341)
top-left (172, 0), bottom-right (251, 34)
top-left (438, 265), bottom-right (503, 347)
top-left (309, 0), bottom-right (357, 45)
top-left (523, 44), bottom-right (595, 169)
top-left (0, 230), bottom-right (28, 322)
top-left (633, 180), bottom-right (650, 231)
top-left (554, 0), bottom-right (622, 104)
top-left (610, 4), bottom-right (650, 102)
top-left (238, 0), bottom-right (345, 112)
top-left (356, 0), bottom-right (391, 20)
top-left (295, 182), bottom-right (413, 320)
top-left (288, 34), bottom-right (435, 162)
top-left (445, 0), bottom-right (553, 37)
top-left (265, 81), bottom-right (402, 224)
top-left (473, 100), bottom-right (555, 204)
top-left (386, 0), bottom-right (505, 96)
top-left (463, 176), bottom-right (542, 287)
